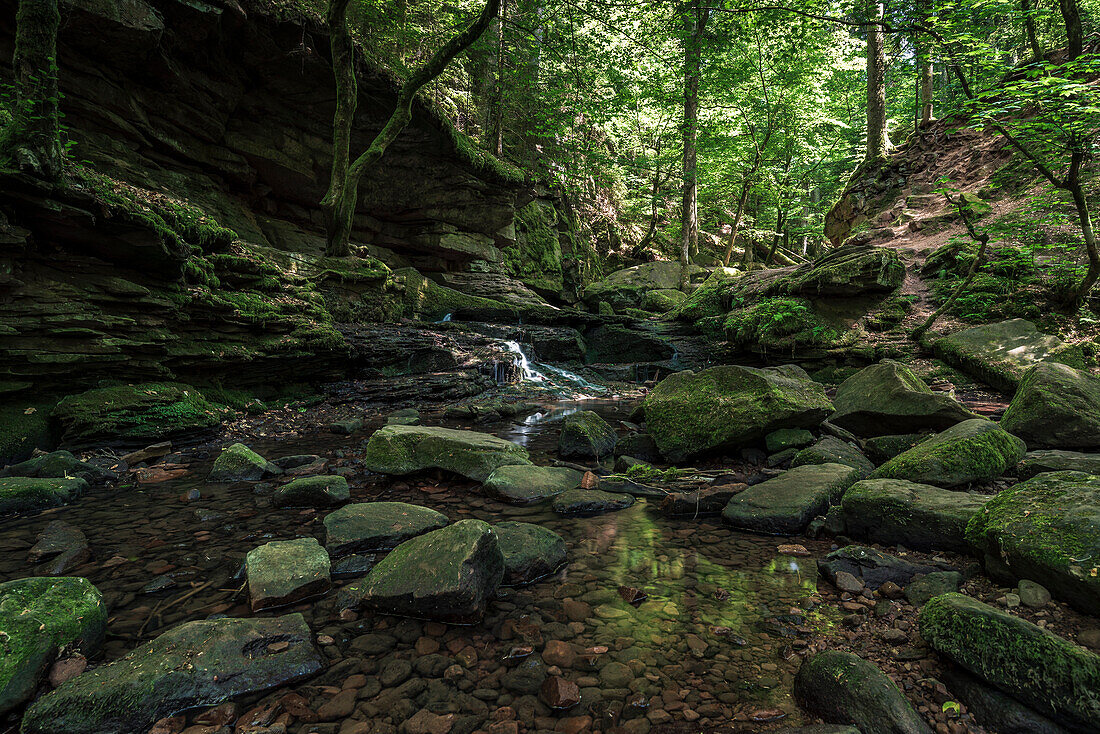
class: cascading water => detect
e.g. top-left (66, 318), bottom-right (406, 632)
top-left (497, 340), bottom-right (607, 396)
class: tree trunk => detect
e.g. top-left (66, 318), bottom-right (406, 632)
top-left (679, 0), bottom-right (706, 289)
top-left (1059, 0), bottom-right (1083, 60)
top-left (322, 0), bottom-right (502, 257)
top-left (865, 0), bottom-right (889, 161)
top-left (766, 208), bottom-right (784, 266)
top-left (1021, 0), bottom-right (1043, 62)
top-left (1, 0), bottom-right (63, 180)
top-left (723, 179), bottom-right (751, 267)
top-left (1067, 180), bottom-right (1100, 303)
top-left (488, 0), bottom-right (508, 156)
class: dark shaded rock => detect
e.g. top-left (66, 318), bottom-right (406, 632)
top-left (246, 538), bottom-right (332, 612)
top-left (581, 261), bottom-right (701, 310)
top-left (793, 437), bottom-right (874, 478)
top-left (551, 488), bottom-right (635, 515)
top-left (494, 521), bottom-right (567, 585)
top-left (722, 463), bottom-right (862, 535)
top-left (643, 364), bottom-right (832, 462)
top-left (793, 650), bottom-right (930, 734)
top-left (1018, 450), bottom-right (1100, 479)
top-left (583, 324), bottom-right (675, 364)
top-left (828, 360), bottom-right (977, 437)
top-left (323, 502), bottom-right (449, 557)
top-left (363, 425), bottom-right (531, 482)
top-left (0, 576), bottom-right (106, 716)
top-left (941, 667), bottom-right (1071, 734)
top-left (21, 613), bottom-right (323, 734)
top-left (841, 479), bottom-right (988, 553)
top-left (934, 319), bottom-right (1083, 392)
top-left (965, 470), bottom-right (1100, 614)
top-left (1001, 362), bottom-right (1100, 449)
top-left (863, 433), bottom-right (931, 465)
top-left (765, 428), bottom-right (816, 453)
top-left (503, 656), bottom-right (548, 695)
top-left (28, 521), bottom-right (91, 575)
top-left (614, 432), bottom-right (661, 462)
top-left (340, 519), bottom-right (504, 623)
top-left (207, 443), bottom-right (282, 482)
top-left (904, 571), bottom-right (962, 606)
top-left (331, 554), bottom-right (378, 579)
top-left (871, 419), bottom-right (1025, 487)
top-left (272, 475), bottom-right (349, 508)
top-left (659, 484), bottom-right (746, 516)
top-left (386, 408), bottom-right (421, 426)
top-left (920, 593), bottom-right (1100, 732)
top-left (482, 465), bottom-right (581, 505)
top-left (0, 449), bottom-right (117, 483)
top-left (0, 476), bottom-right (87, 514)
top-left (558, 411), bottom-right (617, 458)
top-left (819, 545), bottom-right (940, 590)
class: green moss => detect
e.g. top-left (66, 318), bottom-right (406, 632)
top-left (503, 201), bottom-right (564, 294)
top-left (0, 477), bottom-right (87, 514)
top-left (871, 419), bottom-right (1025, 487)
top-left (0, 399), bottom-right (57, 465)
top-left (610, 463), bottom-right (694, 483)
top-left (722, 297), bottom-right (845, 351)
top-left (673, 269), bottom-right (734, 323)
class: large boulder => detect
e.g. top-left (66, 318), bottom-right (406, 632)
top-left (1017, 450), bottom-right (1100, 480)
top-left (21, 614), bottom-right (323, 734)
top-left (272, 475), bottom-right (350, 508)
top-left (642, 365), bottom-right (832, 462)
top-left (323, 502), bottom-right (449, 556)
top-left (792, 437), bottom-right (874, 478)
top-left (581, 261), bottom-right (703, 311)
top-left (1001, 362), bottom-right (1100, 449)
top-left (340, 519), bottom-right (504, 623)
top-left (920, 593), bottom-right (1100, 732)
top-left (965, 471), bottom-right (1100, 614)
top-left (246, 538), bottom-right (332, 612)
top-left (494, 522), bottom-right (568, 585)
top-left (776, 244), bottom-right (906, 297)
top-left (841, 479), bottom-right (988, 553)
top-left (207, 443), bottom-right (282, 482)
top-left (934, 319), bottom-right (1083, 392)
top-left (871, 419), bottom-right (1025, 488)
top-left (51, 382), bottom-right (222, 449)
top-left (0, 477), bottom-right (87, 515)
top-left (0, 450), bottom-right (117, 484)
top-left (722, 463), bottom-right (862, 535)
top-left (793, 650), bottom-right (930, 734)
top-left (819, 545), bottom-right (940, 590)
top-left (558, 410), bottom-right (618, 458)
top-left (828, 360), bottom-right (977, 436)
top-left (482, 465), bottom-right (582, 505)
top-left (0, 577), bottom-right (106, 716)
top-left (363, 425), bottom-right (531, 482)
top-left (941, 668), bottom-right (1070, 734)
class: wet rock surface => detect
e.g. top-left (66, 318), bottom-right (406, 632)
top-left (482, 464), bottom-right (582, 504)
top-left (841, 478), bottom-right (988, 552)
top-left (722, 463), bottom-right (862, 534)
top-left (246, 537), bottom-right (332, 611)
top-left (363, 425), bottom-right (531, 481)
top-left (323, 501), bottom-right (449, 556)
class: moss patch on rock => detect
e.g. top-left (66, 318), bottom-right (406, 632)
top-left (871, 419), bottom-right (1025, 488)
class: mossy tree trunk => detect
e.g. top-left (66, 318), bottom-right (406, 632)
top-left (321, 0), bottom-right (502, 257)
top-left (679, 0), bottom-right (707, 289)
top-left (864, 0), bottom-right (889, 162)
top-left (1, 0), bottom-right (63, 180)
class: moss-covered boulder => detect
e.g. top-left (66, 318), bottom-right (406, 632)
top-left (793, 650), bottom-right (930, 734)
top-left (1001, 362), bottom-right (1100, 450)
top-left (871, 419), bottom-right (1025, 487)
top-left (933, 319), bottom-right (1084, 392)
top-left (494, 522), bottom-right (568, 585)
top-left (777, 244), bottom-right (906, 296)
top-left (340, 519), bottom-right (504, 623)
top-left (0, 397), bottom-right (57, 466)
top-left (641, 288), bottom-right (687, 313)
top-left (919, 593), bottom-right (1100, 731)
top-left (272, 475), bottom-right (349, 508)
top-left (722, 463), bottom-right (862, 535)
top-left (245, 538), bottom-right (331, 612)
top-left (965, 471), bottom-right (1100, 614)
top-left (207, 443), bottom-right (282, 482)
top-left (323, 502), bottom-right (449, 557)
top-left (819, 545), bottom-right (940, 590)
top-left (558, 410), bottom-right (618, 458)
top-left (829, 360), bottom-right (977, 436)
top-left (863, 433), bottom-right (932, 465)
top-left (0, 577), bottom-right (106, 716)
top-left (841, 479), bottom-right (988, 553)
top-left (0, 476), bottom-right (88, 514)
top-left (1017, 449), bottom-right (1100, 480)
top-left (581, 261), bottom-right (702, 311)
top-left (792, 437), bottom-right (874, 478)
top-left (482, 465), bottom-right (582, 505)
top-left (51, 383), bottom-right (223, 449)
top-left (0, 450), bottom-right (117, 483)
top-left (551, 488), bottom-right (635, 515)
top-left (642, 365), bottom-right (832, 462)
top-left (363, 425), bottom-right (531, 482)
top-left (21, 613), bottom-right (322, 734)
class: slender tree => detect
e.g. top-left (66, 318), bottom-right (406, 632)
top-left (1, 0), bottom-right (63, 180)
top-left (864, 0), bottom-right (889, 161)
top-left (679, 0), bottom-right (707, 288)
top-left (322, 0), bottom-right (502, 257)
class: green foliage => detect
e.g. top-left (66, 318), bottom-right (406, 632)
top-left (723, 297), bottom-right (842, 350)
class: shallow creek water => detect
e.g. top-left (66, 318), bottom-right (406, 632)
top-left (0, 399), bottom-right (842, 732)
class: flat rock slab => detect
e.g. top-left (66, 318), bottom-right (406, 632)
top-left (920, 593), bottom-right (1100, 732)
top-left (494, 522), bottom-right (568, 585)
top-left (793, 437), bottom-right (874, 478)
top-left (933, 318), bottom-right (1081, 392)
top-left (0, 477), bottom-right (87, 515)
top-left (871, 418), bottom-right (1025, 488)
top-left (841, 479), bottom-right (988, 553)
top-left (21, 614), bottom-right (323, 734)
top-left (272, 475), bottom-right (349, 508)
top-left (246, 538), bottom-right (331, 611)
top-left (0, 450), bottom-right (117, 483)
top-left (551, 488), bottom-right (635, 515)
top-left (819, 545), bottom-right (941, 590)
top-left (27, 521), bottom-right (91, 575)
top-left (1001, 362), bottom-right (1100, 449)
top-left (659, 484), bottom-right (746, 516)
top-left (966, 470), bottom-right (1100, 614)
top-left (482, 465), bottom-right (582, 505)
top-left (0, 576), bottom-right (106, 716)
top-left (363, 425), bottom-right (531, 482)
top-left (1017, 449), bottom-right (1100, 480)
top-left (341, 519), bottom-right (504, 623)
top-left (722, 463), bottom-right (862, 535)
top-left (323, 502), bottom-right (449, 556)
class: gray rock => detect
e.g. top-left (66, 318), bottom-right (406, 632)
top-left (934, 318), bottom-right (1081, 392)
top-left (765, 428), bottom-right (816, 453)
top-left (0, 450), bottom-right (117, 484)
top-left (841, 478), bottom-right (988, 553)
top-left (1001, 362), bottom-right (1100, 449)
top-left (941, 668), bottom-right (1071, 734)
top-left (272, 475), bottom-right (349, 508)
top-left (614, 432), bottom-right (661, 462)
top-left (722, 463), bottom-right (862, 535)
top-left (863, 433), bottom-right (932, 465)
top-left (482, 465), bottom-right (582, 505)
top-left (558, 411), bottom-right (617, 458)
top-left (793, 437), bottom-right (875, 478)
top-left (246, 537), bottom-right (331, 611)
top-left (871, 419), bottom-right (1025, 487)
top-left (207, 443), bottom-right (282, 482)
top-left (1018, 450), bottom-right (1100, 480)
top-left (21, 614), bottom-right (322, 734)
top-left (551, 488), bottom-right (635, 515)
top-left (363, 425), bottom-right (531, 482)
top-left (494, 522), bottom-right (567, 585)
top-left (819, 545), bottom-right (940, 590)
top-left (27, 521), bottom-right (91, 575)
top-left (904, 571), bottom-right (962, 606)
top-left (323, 502), bottom-right (449, 557)
top-left (1019, 579), bottom-right (1052, 608)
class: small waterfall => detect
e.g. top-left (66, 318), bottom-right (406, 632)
top-left (502, 340), bottom-right (548, 382)
top-left (436, 313), bottom-right (453, 323)
top-left (496, 340), bottom-right (608, 395)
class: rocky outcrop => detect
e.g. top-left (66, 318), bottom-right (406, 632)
top-left (933, 319), bottom-right (1084, 392)
top-left (1001, 362), bottom-right (1100, 449)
